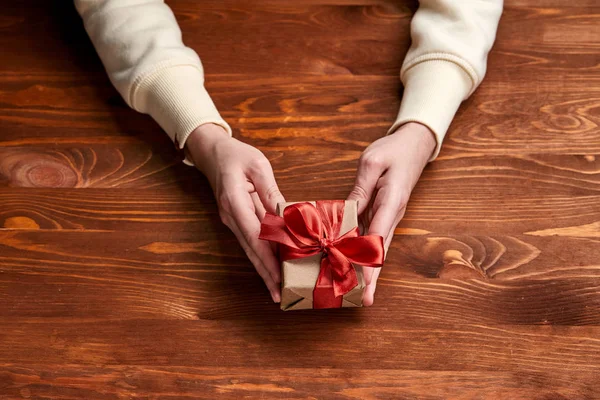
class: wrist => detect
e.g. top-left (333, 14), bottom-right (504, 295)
top-left (390, 122), bottom-right (437, 160)
top-left (185, 123), bottom-right (231, 167)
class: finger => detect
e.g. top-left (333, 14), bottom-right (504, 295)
top-left (362, 181), bottom-right (405, 289)
top-left (226, 215), bottom-right (281, 303)
top-left (251, 191), bottom-right (267, 221)
top-left (252, 188), bottom-right (276, 254)
top-left (367, 169), bottom-right (409, 238)
top-left (229, 190), bottom-right (282, 286)
top-left (363, 206), bottom-right (402, 287)
top-left (348, 153), bottom-right (387, 215)
top-left (368, 188), bottom-right (403, 239)
top-left (363, 206), bottom-right (405, 306)
top-left (363, 266), bottom-right (374, 286)
top-left (363, 267), bottom-right (382, 307)
top-left (357, 194), bottom-right (375, 236)
top-left (384, 207), bottom-right (406, 257)
top-left (362, 204), bottom-right (401, 287)
top-left (249, 160), bottom-right (285, 214)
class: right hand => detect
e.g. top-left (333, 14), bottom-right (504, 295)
top-left (185, 123), bottom-right (285, 303)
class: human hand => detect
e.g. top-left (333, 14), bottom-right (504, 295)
top-left (347, 122), bottom-right (436, 306)
top-left (185, 124), bottom-right (285, 303)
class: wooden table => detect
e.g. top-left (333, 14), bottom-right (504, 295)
top-left (1, 1), bottom-right (599, 398)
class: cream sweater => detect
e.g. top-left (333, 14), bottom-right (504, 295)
top-left (75, 0), bottom-right (503, 162)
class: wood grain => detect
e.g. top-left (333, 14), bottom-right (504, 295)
top-left (1, 365), bottom-right (597, 400)
top-left (0, 229), bottom-right (599, 325)
top-left (2, 148), bottom-right (600, 198)
top-left (2, 185), bottom-right (600, 232)
top-left (1, 0), bottom-right (599, 398)
top-left (2, 73), bottom-right (599, 155)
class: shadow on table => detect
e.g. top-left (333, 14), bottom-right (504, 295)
top-left (38, 1), bottom-right (190, 171)
top-left (197, 208), bottom-right (369, 346)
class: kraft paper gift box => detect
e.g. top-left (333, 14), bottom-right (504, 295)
top-left (259, 200), bottom-right (384, 311)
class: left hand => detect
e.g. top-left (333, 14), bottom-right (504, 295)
top-left (185, 124), bottom-right (285, 303)
top-left (347, 122), bottom-right (436, 306)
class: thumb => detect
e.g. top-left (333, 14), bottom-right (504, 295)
top-left (251, 160), bottom-right (285, 214)
top-left (347, 154), bottom-right (386, 215)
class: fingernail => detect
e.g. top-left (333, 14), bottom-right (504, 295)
top-left (272, 291), bottom-right (281, 303)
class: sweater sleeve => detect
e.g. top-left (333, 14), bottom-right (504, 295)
top-left (389, 0), bottom-right (503, 160)
top-left (74, 0), bottom-right (231, 164)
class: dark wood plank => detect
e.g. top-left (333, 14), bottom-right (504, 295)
top-left (3, 145), bottom-right (600, 196)
top-left (2, 175), bottom-right (600, 230)
top-left (1, 229), bottom-right (600, 325)
top-left (0, 320), bottom-right (599, 373)
top-left (5, 229), bottom-right (600, 283)
top-left (1, 2), bottom-right (598, 76)
top-left (1, 365), bottom-right (597, 399)
top-left (2, 73), bottom-right (599, 155)
top-left (2, 263), bottom-right (600, 324)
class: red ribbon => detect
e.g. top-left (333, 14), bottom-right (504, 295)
top-left (259, 200), bottom-right (384, 309)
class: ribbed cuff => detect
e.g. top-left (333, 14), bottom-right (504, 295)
top-left (132, 64), bottom-right (232, 165)
top-left (388, 59), bottom-right (472, 161)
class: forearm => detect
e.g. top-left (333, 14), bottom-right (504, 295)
top-left (75, 0), bottom-right (231, 162)
top-left (390, 0), bottom-right (503, 160)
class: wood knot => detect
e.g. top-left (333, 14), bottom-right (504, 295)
top-left (438, 249), bottom-right (485, 279)
top-left (0, 150), bottom-right (78, 188)
top-left (26, 163), bottom-right (73, 187)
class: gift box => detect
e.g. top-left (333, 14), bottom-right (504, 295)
top-left (259, 200), bottom-right (384, 311)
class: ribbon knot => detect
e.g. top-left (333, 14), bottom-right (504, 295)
top-left (319, 237), bottom-right (333, 252)
top-left (259, 200), bottom-right (385, 308)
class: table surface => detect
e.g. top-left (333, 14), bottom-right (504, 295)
top-left (1, 1), bottom-right (599, 398)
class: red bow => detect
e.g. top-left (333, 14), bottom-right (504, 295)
top-left (259, 200), bottom-right (384, 308)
